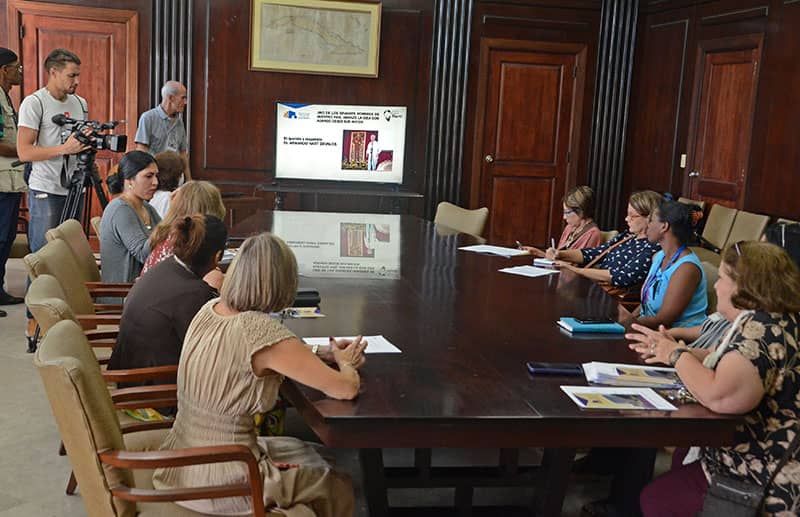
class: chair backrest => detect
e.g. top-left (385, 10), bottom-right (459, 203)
top-left (677, 197), bottom-right (706, 212)
top-left (24, 239), bottom-right (95, 315)
top-left (433, 202), bottom-right (489, 237)
top-left (35, 320), bottom-right (136, 517)
top-left (724, 210), bottom-right (770, 248)
top-left (777, 217), bottom-right (800, 226)
top-left (25, 274), bottom-right (78, 336)
top-left (701, 204), bottom-right (737, 249)
top-left (700, 261), bottom-right (719, 313)
top-left (46, 219), bottom-right (101, 283)
top-left (600, 230), bottom-right (619, 244)
top-left (90, 216), bottom-right (102, 239)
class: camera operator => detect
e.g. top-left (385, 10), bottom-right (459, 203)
top-left (17, 48), bottom-right (89, 253)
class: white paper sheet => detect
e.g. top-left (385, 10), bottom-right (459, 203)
top-left (303, 335), bottom-right (402, 354)
top-left (533, 258), bottom-right (556, 267)
top-left (458, 244), bottom-right (529, 257)
top-left (560, 386), bottom-right (677, 411)
top-left (499, 265), bottom-right (559, 278)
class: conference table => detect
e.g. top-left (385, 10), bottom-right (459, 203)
top-left (229, 210), bottom-right (740, 516)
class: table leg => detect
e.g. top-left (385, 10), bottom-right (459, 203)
top-left (532, 448), bottom-right (574, 517)
top-left (359, 448), bottom-right (388, 517)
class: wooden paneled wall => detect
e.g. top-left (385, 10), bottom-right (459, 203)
top-left (625, 0), bottom-right (800, 220)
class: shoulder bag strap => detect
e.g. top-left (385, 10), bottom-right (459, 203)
top-left (762, 423), bottom-right (800, 500)
top-left (584, 233), bottom-right (635, 270)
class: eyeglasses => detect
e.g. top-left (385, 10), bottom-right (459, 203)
top-left (626, 213), bottom-right (645, 220)
top-left (734, 240), bottom-right (745, 256)
top-left (3, 64), bottom-right (21, 72)
top-left (563, 208), bottom-right (577, 216)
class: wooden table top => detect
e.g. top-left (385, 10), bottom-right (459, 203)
top-left (230, 211), bottom-right (740, 448)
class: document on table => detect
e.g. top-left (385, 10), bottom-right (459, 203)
top-left (303, 335), bottom-right (402, 354)
top-left (458, 244), bottom-right (529, 257)
top-left (533, 258), bottom-right (556, 267)
top-left (560, 386), bottom-right (677, 411)
top-left (499, 265), bottom-right (559, 278)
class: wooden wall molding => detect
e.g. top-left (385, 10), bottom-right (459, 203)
top-left (481, 14), bottom-right (592, 30)
top-left (699, 5), bottom-right (768, 25)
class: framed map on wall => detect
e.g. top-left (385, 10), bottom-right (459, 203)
top-left (250, 0), bottom-right (382, 77)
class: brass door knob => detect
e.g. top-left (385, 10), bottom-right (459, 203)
top-left (485, 155), bottom-right (494, 163)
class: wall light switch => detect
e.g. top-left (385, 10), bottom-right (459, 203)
top-left (680, 154), bottom-right (687, 168)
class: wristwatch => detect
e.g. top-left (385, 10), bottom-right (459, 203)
top-left (669, 347), bottom-right (691, 367)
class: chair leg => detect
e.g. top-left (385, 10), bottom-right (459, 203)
top-left (65, 471), bottom-right (77, 495)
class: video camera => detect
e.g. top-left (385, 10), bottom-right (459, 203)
top-left (51, 114), bottom-right (127, 152)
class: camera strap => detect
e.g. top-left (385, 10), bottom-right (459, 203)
top-left (58, 94), bottom-right (88, 189)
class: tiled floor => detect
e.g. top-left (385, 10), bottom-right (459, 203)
top-left (0, 257), bottom-right (666, 516)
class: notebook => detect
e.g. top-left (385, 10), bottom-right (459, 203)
top-left (557, 317), bottom-right (625, 334)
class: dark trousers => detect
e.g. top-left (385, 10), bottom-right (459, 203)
top-left (0, 192), bottom-right (21, 295)
top-left (640, 448), bottom-right (708, 516)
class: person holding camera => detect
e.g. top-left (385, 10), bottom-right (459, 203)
top-left (17, 48), bottom-right (89, 253)
top-left (0, 48), bottom-right (24, 312)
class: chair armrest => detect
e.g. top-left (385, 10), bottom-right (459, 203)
top-left (92, 304), bottom-right (124, 313)
top-left (103, 365), bottom-right (178, 383)
top-left (99, 445), bottom-right (266, 514)
top-left (696, 235), bottom-right (721, 253)
top-left (111, 384), bottom-right (177, 403)
top-left (76, 314), bottom-right (121, 328)
top-left (120, 420), bottom-right (174, 434)
top-left (84, 328), bottom-right (119, 340)
top-left (88, 287), bottom-right (131, 298)
top-left (86, 281), bottom-right (134, 290)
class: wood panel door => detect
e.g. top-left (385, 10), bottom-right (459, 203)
top-left (473, 39), bottom-right (585, 246)
top-left (685, 35), bottom-right (762, 208)
top-left (7, 0), bottom-right (138, 227)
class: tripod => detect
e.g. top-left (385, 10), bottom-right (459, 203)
top-left (59, 149), bottom-right (109, 230)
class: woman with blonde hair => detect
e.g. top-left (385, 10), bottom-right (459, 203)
top-left (630, 241), bottom-right (800, 515)
top-left (141, 180), bottom-right (226, 284)
top-left (520, 185), bottom-right (602, 256)
top-left (548, 190), bottom-right (662, 295)
top-left (153, 232), bottom-right (365, 516)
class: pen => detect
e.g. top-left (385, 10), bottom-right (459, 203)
top-left (550, 238), bottom-right (556, 250)
top-left (515, 240), bottom-right (522, 249)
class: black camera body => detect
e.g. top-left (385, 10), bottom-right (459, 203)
top-left (52, 114), bottom-right (127, 153)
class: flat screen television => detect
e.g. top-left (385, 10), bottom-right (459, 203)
top-left (275, 102), bottom-right (407, 184)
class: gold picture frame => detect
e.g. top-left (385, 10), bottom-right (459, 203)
top-left (250, 0), bottom-right (381, 77)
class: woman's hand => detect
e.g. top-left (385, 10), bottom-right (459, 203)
top-left (627, 323), bottom-right (684, 365)
top-left (521, 246), bottom-right (545, 258)
top-left (332, 335), bottom-right (368, 370)
top-left (545, 247), bottom-right (560, 260)
top-left (554, 260), bottom-right (576, 271)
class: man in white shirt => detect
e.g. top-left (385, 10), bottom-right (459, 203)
top-left (0, 48), bottom-right (24, 310)
top-left (366, 133), bottom-right (381, 171)
top-left (17, 48), bottom-right (89, 253)
top-left (135, 80), bottom-right (191, 180)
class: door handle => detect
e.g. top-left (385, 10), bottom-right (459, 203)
top-left (688, 171), bottom-right (700, 178)
top-left (485, 154), bottom-right (494, 163)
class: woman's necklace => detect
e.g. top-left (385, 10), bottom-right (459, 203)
top-left (122, 193), bottom-right (151, 230)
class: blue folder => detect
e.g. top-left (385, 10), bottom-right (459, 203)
top-left (557, 317), bottom-right (626, 334)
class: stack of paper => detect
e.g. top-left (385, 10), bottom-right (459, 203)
top-left (458, 245), bottom-right (529, 257)
top-left (499, 265), bottom-right (559, 278)
top-left (557, 317), bottom-right (625, 333)
top-left (582, 362), bottom-right (682, 389)
top-left (533, 258), bottom-right (556, 267)
top-left (303, 335), bottom-right (402, 354)
top-left (561, 386), bottom-right (677, 411)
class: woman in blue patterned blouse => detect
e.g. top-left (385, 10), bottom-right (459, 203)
top-left (548, 190), bottom-right (662, 292)
top-left (630, 241), bottom-right (800, 516)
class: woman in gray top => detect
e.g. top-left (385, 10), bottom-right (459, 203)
top-left (99, 150), bottom-right (160, 283)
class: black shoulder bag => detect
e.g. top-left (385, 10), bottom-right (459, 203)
top-left (700, 426), bottom-right (800, 516)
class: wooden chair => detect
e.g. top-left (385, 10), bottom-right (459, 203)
top-left (600, 230), bottom-right (619, 244)
top-left (35, 320), bottom-right (271, 516)
top-left (23, 239), bottom-right (129, 348)
top-left (700, 261), bottom-right (719, 313)
top-left (90, 215), bottom-right (102, 238)
top-left (677, 197), bottom-right (706, 212)
top-left (46, 218), bottom-right (128, 289)
top-left (434, 201), bottom-right (489, 237)
top-left (725, 210), bottom-right (769, 247)
top-left (690, 204), bottom-right (737, 266)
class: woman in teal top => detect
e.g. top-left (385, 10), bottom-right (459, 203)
top-left (637, 200), bottom-right (707, 328)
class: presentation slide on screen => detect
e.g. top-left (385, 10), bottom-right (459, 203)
top-left (271, 211), bottom-right (401, 279)
top-left (275, 103), bottom-right (407, 184)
